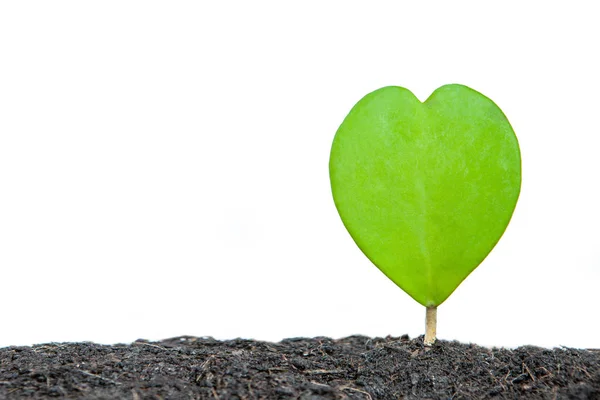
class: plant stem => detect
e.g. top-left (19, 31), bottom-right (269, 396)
top-left (424, 306), bottom-right (437, 346)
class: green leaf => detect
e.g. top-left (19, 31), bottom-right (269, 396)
top-left (329, 84), bottom-right (521, 307)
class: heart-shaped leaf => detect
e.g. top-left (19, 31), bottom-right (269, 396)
top-left (330, 84), bottom-right (521, 307)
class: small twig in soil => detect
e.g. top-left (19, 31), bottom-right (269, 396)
top-left (309, 381), bottom-right (332, 389)
top-left (76, 369), bottom-right (121, 385)
top-left (511, 373), bottom-right (528, 384)
top-left (267, 367), bottom-right (287, 374)
top-left (200, 355), bottom-right (215, 371)
top-left (340, 386), bottom-right (373, 400)
top-left (522, 362), bottom-right (536, 381)
top-left (576, 366), bottom-right (592, 378)
top-left (305, 369), bottom-right (345, 375)
top-left (196, 355), bottom-right (216, 382)
top-left (538, 366), bottom-right (553, 379)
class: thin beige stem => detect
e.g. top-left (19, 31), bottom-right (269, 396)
top-left (424, 306), bottom-right (437, 346)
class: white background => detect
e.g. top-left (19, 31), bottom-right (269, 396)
top-left (1, 2), bottom-right (598, 349)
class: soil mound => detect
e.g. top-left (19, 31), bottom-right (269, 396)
top-left (1, 335), bottom-right (599, 399)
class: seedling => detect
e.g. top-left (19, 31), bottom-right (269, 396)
top-left (329, 84), bottom-right (521, 345)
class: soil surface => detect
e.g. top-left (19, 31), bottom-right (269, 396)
top-left (1, 335), bottom-right (599, 399)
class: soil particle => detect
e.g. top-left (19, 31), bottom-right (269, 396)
top-left (1, 335), bottom-right (599, 399)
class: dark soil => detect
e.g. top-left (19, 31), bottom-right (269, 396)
top-left (1, 335), bottom-right (599, 400)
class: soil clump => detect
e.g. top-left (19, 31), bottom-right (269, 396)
top-left (1, 335), bottom-right (599, 399)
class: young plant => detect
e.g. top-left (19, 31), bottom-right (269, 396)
top-left (329, 84), bottom-right (521, 345)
